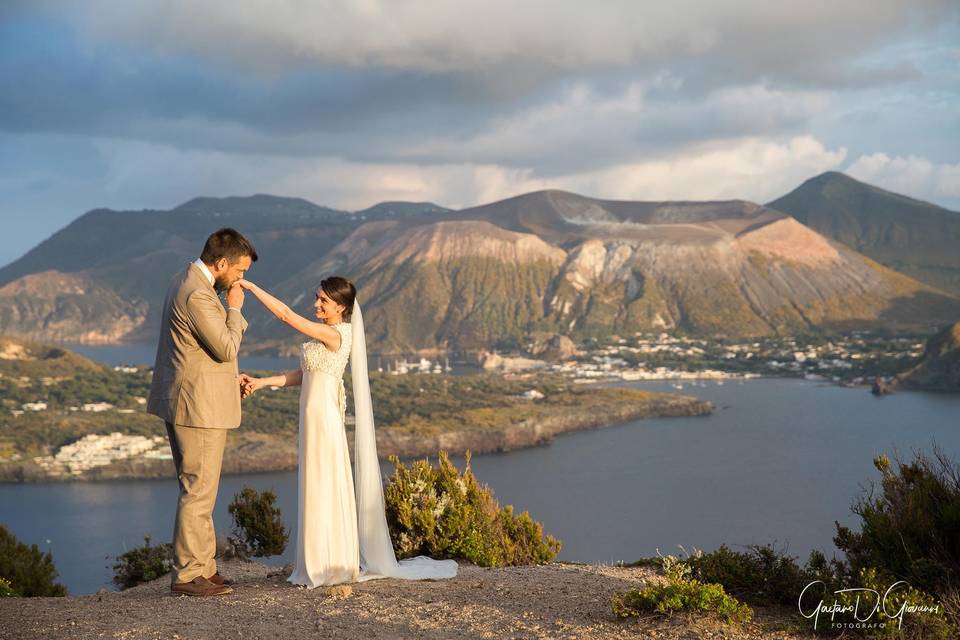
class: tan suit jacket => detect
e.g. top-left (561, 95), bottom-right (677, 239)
top-left (147, 263), bottom-right (248, 429)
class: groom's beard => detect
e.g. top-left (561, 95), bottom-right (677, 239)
top-left (213, 274), bottom-right (231, 293)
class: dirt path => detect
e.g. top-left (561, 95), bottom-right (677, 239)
top-left (0, 559), bottom-right (817, 639)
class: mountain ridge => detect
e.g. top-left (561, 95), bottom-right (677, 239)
top-left (2, 174), bottom-right (958, 351)
top-left (767, 171), bottom-right (960, 295)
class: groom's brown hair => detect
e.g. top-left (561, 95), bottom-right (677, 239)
top-left (200, 228), bottom-right (259, 265)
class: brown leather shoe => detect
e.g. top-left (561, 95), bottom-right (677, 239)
top-left (206, 572), bottom-right (234, 586)
top-left (171, 575), bottom-right (233, 597)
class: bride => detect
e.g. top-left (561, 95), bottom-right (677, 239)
top-left (237, 276), bottom-right (457, 587)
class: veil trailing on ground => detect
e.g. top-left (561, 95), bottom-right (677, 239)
top-left (350, 298), bottom-right (458, 581)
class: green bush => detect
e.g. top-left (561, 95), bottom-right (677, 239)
top-left (0, 524), bottom-right (66, 596)
top-left (0, 577), bottom-right (15, 597)
top-left (687, 543), bottom-right (845, 607)
top-left (834, 448), bottom-right (960, 598)
top-left (612, 551), bottom-right (752, 624)
top-left (228, 485), bottom-right (289, 557)
top-left (384, 450), bottom-right (561, 566)
top-left (826, 566), bottom-right (955, 639)
top-left (112, 535), bottom-right (172, 589)
top-left (613, 580), bottom-right (753, 624)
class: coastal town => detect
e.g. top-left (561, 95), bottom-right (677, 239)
top-left (480, 330), bottom-right (926, 387)
top-left (32, 432), bottom-right (171, 477)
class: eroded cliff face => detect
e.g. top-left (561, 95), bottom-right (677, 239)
top-left (0, 270), bottom-right (148, 344)
top-left (541, 214), bottom-right (956, 338)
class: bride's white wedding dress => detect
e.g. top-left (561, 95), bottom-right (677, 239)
top-left (287, 301), bottom-right (458, 588)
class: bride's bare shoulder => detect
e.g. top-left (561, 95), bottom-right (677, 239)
top-left (318, 322), bottom-right (349, 352)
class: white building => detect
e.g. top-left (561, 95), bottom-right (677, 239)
top-left (37, 433), bottom-right (167, 475)
top-left (82, 402), bottom-right (114, 412)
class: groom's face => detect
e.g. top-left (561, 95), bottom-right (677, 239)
top-left (211, 255), bottom-right (253, 292)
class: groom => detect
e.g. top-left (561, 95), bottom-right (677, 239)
top-left (147, 228), bottom-right (257, 597)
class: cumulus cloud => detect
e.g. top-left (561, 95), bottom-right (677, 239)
top-left (403, 81), bottom-right (831, 173)
top-left (32, 132), bottom-right (838, 215)
top-left (461, 135), bottom-right (849, 204)
top-left (846, 152), bottom-right (960, 205)
top-left (55, 0), bottom-right (957, 87)
top-left (81, 133), bottom-right (848, 211)
top-left (0, 1), bottom-right (957, 268)
top-left (3, 2), bottom-right (954, 180)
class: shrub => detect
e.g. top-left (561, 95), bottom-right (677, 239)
top-left (826, 566), bottom-right (955, 639)
top-left (0, 524), bottom-right (66, 596)
top-left (612, 580), bottom-right (753, 624)
top-left (0, 577), bottom-right (15, 597)
top-left (112, 535), bottom-right (172, 589)
top-left (612, 550), bottom-right (752, 624)
top-left (834, 448), bottom-right (960, 598)
top-left (228, 485), bottom-right (289, 557)
top-left (687, 543), bottom-right (846, 607)
top-left (384, 450), bottom-right (561, 566)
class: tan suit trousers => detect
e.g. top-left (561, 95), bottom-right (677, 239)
top-left (165, 421), bottom-right (228, 584)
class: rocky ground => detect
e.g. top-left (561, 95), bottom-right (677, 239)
top-left (0, 559), bottom-right (818, 639)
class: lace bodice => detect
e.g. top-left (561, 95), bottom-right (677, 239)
top-left (301, 323), bottom-right (351, 378)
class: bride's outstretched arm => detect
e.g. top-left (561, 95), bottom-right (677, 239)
top-left (240, 369), bottom-right (302, 397)
top-left (237, 279), bottom-right (342, 348)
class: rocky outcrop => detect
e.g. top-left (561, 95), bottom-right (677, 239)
top-left (527, 332), bottom-right (580, 361)
top-left (376, 393), bottom-right (712, 459)
top-left (893, 322), bottom-right (960, 392)
top-left (0, 271), bottom-right (148, 344)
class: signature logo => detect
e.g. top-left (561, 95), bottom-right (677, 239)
top-left (798, 580), bottom-right (941, 630)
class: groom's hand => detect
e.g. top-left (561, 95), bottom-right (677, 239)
top-left (239, 372), bottom-right (254, 398)
top-left (227, 283), bottom-right (245, 310)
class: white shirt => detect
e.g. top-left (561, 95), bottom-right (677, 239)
top-left (193, 258), bottom-right (241, 313)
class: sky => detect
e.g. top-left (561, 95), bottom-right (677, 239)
top-left (1, 1), bottom-right (958, 267)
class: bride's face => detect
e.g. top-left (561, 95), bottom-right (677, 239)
top-left (314, 288), bottom-right (345, 323)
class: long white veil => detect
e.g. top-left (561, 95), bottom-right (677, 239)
top-left (350, 298), bottom-right (458, 581)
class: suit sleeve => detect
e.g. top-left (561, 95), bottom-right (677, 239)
top-left (184, 288), bottom-right (248, 363)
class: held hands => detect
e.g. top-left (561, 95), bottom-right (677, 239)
top-left (226, 282), bottom-right (245, 309)
top-left (239, 372), bottom-right (265, 399)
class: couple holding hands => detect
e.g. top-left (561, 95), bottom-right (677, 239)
top-left (147, 228), bottom-right (456, 597)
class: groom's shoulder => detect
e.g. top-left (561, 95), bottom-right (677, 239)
top-left (166, 265), bottom-right (207, 302)
top-left (178, 264), bottom-right (206, 289)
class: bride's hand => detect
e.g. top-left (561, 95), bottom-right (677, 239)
top-left (237, 278), bottom-right (256, 291)
top-left (239, 373), bottom-right (265, 398)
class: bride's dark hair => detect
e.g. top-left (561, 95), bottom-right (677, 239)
top-left (319, 276), bottom-right (356, 322)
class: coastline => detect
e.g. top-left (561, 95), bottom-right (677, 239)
top-left (0, 392), bottom-right (711, 484)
